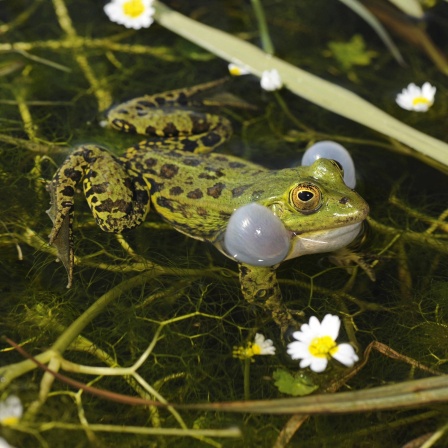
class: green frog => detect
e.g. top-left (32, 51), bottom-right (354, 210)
top-left (47, 79), bottom-right (369, 331)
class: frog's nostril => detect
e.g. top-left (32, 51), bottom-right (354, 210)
top-left (339, 197), bottom-right (349, 205)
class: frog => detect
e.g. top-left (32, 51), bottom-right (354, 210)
top-left (47, 79), bottom-right (369, 332)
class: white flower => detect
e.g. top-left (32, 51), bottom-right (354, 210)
top-left (252, 333), bottom-right (276, 355)
top-left (104, 0), bottom-right (155, 30)
top-left (396, 82), bottom-right (436, 112)
top-left (228, 63), bottom-right (251, 77)
top-left (233, 333), bottom-right (276, 359)
top-left (260, 69), bottom-right (282, 91)
top-left (287, 314), bottom-right (358, 373)
top-left (0, 437), bottom-right (16, 448)
top-left (0, 395), bottom-right (23, 426)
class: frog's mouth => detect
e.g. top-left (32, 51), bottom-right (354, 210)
top-left (284, 222), bottom-right (363, 261)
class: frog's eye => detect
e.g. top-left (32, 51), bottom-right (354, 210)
top-left (223, 203), bottom-right (291, 266)
top-left (290, 183), bottom-right (322, 214)
top-left (301, 140), bottom-right (356, 188)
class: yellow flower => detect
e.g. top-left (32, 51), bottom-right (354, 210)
top-left (287, 314), bottom-right (358, 372)
top-left (104, 0), bottom-right (155, 30)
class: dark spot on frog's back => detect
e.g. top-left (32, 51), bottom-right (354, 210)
top-left (201, 132), bottom-right (221, 147)
top-left (176, 92), bottom-right (188, 104)
top-left (182, 157), bottom-right (201, 167)
top-left (112, 118), bottom-right (136, 133)
top-left (191, 117), bottom-right (211, 133)
top-left (116, 108), bottom-right (129, 115)
top-left (95, 198), bottom-right (132, 214)
top-left (84, 182), bottom-right (107, 198)
top-left (154, 96), bottom-right (167, 106)
top-left (160, 163), bottom-right (179, 179)
top-left (136, 99), bottom-right (156, 108)
top-left (240, 265), bottom-right (250, 277)
top-left (157, 196), bottom-right (175, 212)
top-left (181, 139), bottom-right (199, 153)
top-left (229, 161), bottom-right (246, 169)
top-left (198, 167), bottom-right (224, 179)
top-left (134, 188), bottom-right (149, 204)
top-left (144, 157), bottom-right (157, 168)
top-left (167, 149), bottom-right (183, 159)
top-left (149, 180), bottom-right (164, 192)
top-left (187, 188), bottom-right (203, 199)
top-left (163, 122), bottom-right (179, 136)
top-left (169, 186), bottom-right (184, 196)
top-left (61, 185), bottom-right (75, 197)
top-left (136, 108), bottom-right (148, 117)
top-left (92, 183), bottom-right (110, 194)
top-left (251, 190), bottom-right (264, 201)
top-left (63, 167), bottom-right (82, 182)
top-left (204, 166), bottom-right (224, 177)
top-left (145, 125), bottom-right (156, 135)
top-left (232, 185), bottom-right (250, 198)
top-left (207, 183), bottom-right (225, 198)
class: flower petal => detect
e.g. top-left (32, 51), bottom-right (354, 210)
top-left (287, 341), bottom-right (310, 359)
top-left (320, 314), bottom-right (340, 339)
top-left (421, 82), bottom-right (436, 99)
top-left (309, 357), bottom-right (328, 373)
top-left (0, 437), bottom-right (15, 448)
top-left (396, 94), bottom-right (413, 110)
top-left (260, 69), bottom-right (282, 91)
top-left (299, 357), bottom-right (312, 369)
top-left (331, 343), bottom-right (359, 367)
top-left (308, 315), bottom-right (321, 332)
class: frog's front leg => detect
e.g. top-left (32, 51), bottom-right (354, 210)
top-left (47, 144), bottom-right (150, 287)
top-left (238, 263), bottom-right (297, 333)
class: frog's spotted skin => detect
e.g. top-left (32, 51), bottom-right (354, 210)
top-left (48, 79), bottom-right (369, 332)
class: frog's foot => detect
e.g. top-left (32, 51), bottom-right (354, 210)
top-left (46, 179), bottom-right (74, 288)
top-left (328, 247), bottom-right (376, 281)
top-left (238, 264), bottom-right (298, 334)
top-left (47, 146), bottom-right (92, 287)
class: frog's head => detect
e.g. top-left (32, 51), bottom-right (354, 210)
top-left (270, 158), bottom-right (369, 260)
top-left (221, 158), bottom-right (369, 266)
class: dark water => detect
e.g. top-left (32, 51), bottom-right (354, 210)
top-left (1, 1), bottom-right (448, 447)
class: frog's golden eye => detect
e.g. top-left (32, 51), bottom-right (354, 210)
top-left (290, 183), bottom-right (322, 214)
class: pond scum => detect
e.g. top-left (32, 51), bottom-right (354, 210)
top-left (1, 1), bottom-right (448, 447)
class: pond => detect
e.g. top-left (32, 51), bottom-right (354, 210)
top-left (1, 1), bottom-right (448, 447)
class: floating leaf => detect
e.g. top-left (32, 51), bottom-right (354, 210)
top-left (273, 368), bottom-right (318, 397)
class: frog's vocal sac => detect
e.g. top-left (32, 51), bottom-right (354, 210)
top-left (47, 79), bottom-right (369, 332)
